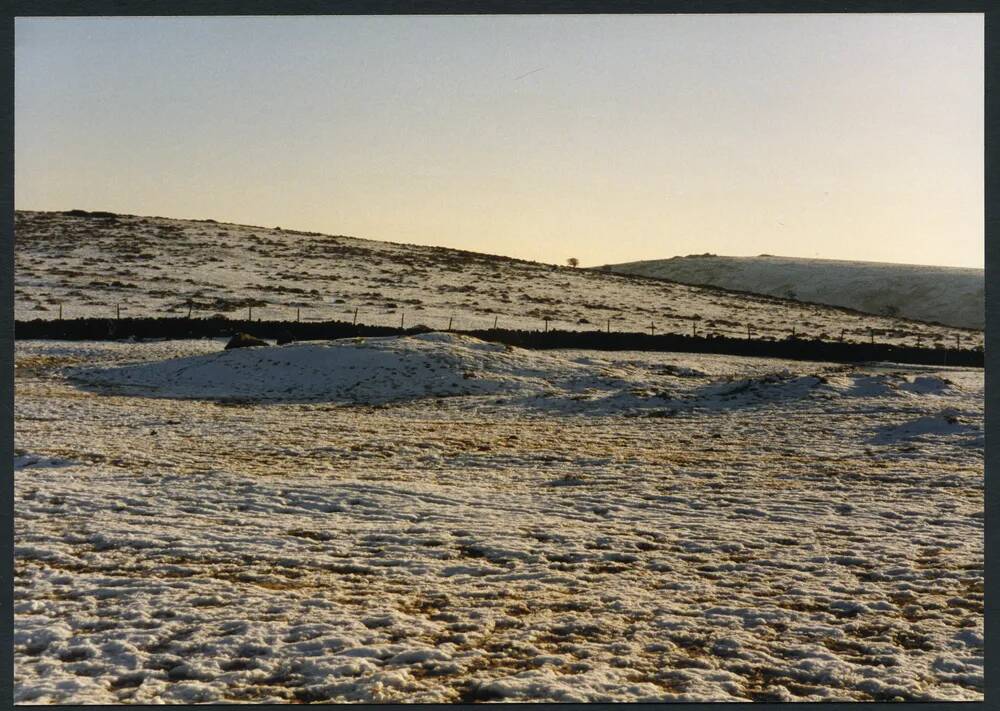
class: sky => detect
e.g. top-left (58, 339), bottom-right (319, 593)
top-left (15, 14), bottom-right (983, 268)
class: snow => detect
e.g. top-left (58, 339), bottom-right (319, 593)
top-left (603, 254), bottom-right (984, 330)
top-left (67, 334), bottom-right (581, 404)
top-left (15, 453), bottom-right (77, 470)
top-left (14, 210), bottom-right (983, 349)
top-left (14, 336), bottom-right (983, 703)
top-left (870, 413), bottom-right (980, 445)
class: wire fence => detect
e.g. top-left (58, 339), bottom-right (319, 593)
top-left (15, 316), bottom-right (985, 369)
top-left (19, 299), bottom-right (985, 354)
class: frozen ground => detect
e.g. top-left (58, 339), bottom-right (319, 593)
top-left (603, 254), bottom-right (984, 330)
top-left (14, 335), bottom-right (983, 703)
top-left (14, 210), bottom-right (982, 349)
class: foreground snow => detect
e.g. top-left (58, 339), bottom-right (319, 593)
top-left (15, 336), bottom-right (983, 703)
top-left (603, 254), bottom-right (984, 330)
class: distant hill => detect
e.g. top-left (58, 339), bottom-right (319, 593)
top-left (601, 254), bottom-right (983, 330)
top-left (13, 210), bottom-right (981, 348)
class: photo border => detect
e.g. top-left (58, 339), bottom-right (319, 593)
top-left (3, 1), bottom-right (992, 709)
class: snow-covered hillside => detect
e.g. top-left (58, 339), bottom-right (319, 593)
top-left (14, 211), bottom-right (982, 349)
top-left (602, 254), bottom-right (984, 330)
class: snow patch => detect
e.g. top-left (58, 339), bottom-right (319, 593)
top-left (871, 413), bottom-right (979, 444)
top-left (69, 334), bottom-right (581, 404)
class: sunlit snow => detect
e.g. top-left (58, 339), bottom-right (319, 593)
top-left (14, 335), bottom-right (983, 703)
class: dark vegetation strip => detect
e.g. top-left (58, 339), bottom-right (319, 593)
top-left (15, 317), bottom-right (983, 368)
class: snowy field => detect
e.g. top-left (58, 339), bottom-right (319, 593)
top-left (14, 210), bottom-right (983, 350)
top-left (14, 334), bottom-right (983, 703)
top-left (603, 254), bottom-right (984, 331)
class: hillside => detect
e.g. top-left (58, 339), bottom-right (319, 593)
top-left (602, 254), bottom-right (984, 330)
top-left (14, 210), bottom-right (982, 349)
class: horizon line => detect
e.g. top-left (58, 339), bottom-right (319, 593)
top-left (14, 205), bottom-right (985, 272)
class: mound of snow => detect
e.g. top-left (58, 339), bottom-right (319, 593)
top-left (871, 413), bottom-right (979, 444)
top-left (897, 375), bottom-right (959, 396)
top-left (694, 371), bottom-right (825, 406)
top-left (688, 369), bottom-right (964, 408)
top-left (822, 372), bottom-right (961, 399)
top-left (68, 333), bottom-right (589, 404)
top-left (602, 254), bottom-right (983, 329)
top-left (14, 453), bottom-right (78, 470)
top-left (821, 373), bottom-right (903, 398)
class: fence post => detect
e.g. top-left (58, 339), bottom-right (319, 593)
top-left (691, 323), bottom-right (696, 337)
top-left (649, 322), bottom-right (655, 336)
top-left (296, 307), bottom-right (301, 323)
top-left (58, 304), bottom-right (63, 320)
top-left (493, 315), bottom-right (498, 330)
top-left (400, 310), bottom-right (405, 330)
top-left (956, 334), bottom-right (961, 350)
top-left (116, 304), bottom-right (120, 320)
top-left (544, 317), bottom-right (549, 333)
top-left (916, 334), bottom-right (921, 348)
top-left (607, 317), bottom-right (611, 334)
top-left (353, 307), bottom-right (358, 325)
top-left (448, 316), bottom-right (453, 332)
top-left (248, 306), bottom-right (253, 321)
top-left (746, 324), bottom-right (751, 340)
top-left (840, 329), bottom-right (845, 342)
top-left (791, 326), bottom-right (796, 338)
top-left (869, 328), bottom-right (874, 344)
top-left (187, 303), bottom-right (192, 319)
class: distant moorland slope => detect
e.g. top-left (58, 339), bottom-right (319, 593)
top-left (602, 254), bottom-right (983, 330)
top-left (14, 210), bottom-right (981, 348)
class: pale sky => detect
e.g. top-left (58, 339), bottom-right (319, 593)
top-left (15, 14), bottom-right (983, 268)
